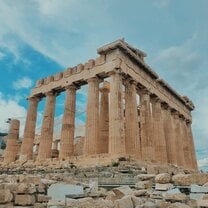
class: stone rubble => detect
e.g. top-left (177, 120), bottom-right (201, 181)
top-left (0, 161), bottom-right (208, 207)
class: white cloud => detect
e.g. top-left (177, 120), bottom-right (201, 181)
top-left (0, 92), bottom-right (26, 136)
top-left (0, 0), bottom-right (110, 66)
top-left (13, 77), bottom-right (33, 90)
top-left (198, 158), bottom-right (208, 171)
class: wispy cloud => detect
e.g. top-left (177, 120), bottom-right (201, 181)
top-left (13, 77), bottom-right (33, 90)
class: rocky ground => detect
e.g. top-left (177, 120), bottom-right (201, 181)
top-left (0, 159), bottom-right (208, 208)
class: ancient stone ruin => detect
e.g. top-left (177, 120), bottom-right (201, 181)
top-left (3, 39), bottom-right (197, 170)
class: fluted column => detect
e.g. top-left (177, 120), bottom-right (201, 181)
top-left (98, 81), bottom-right (110, 154)
top-left (37, 91), bottom-right (56, 160)
top-left (85, 77), bottom-right (100, 155)
top-left (181, 116), bottom-right (192, 168)
top-left (172, 111), bottom-right (185, 167)
top-left (109, 71), bottom-right (125, 154)
top-left (4, 119), bottom-right (20, 163)
top-left (138, 88), bottom-right (154, 162)
top-left (162, 104), bottom-right (177, 165)
top-left (151, 97), bottom-right (168, 163)
top-left (19, 97), bottom-right (39, 160)
top-left (59, 85), bottom-right (77, 159)
top-left (186, 120), bottom-right (198, 170)
top-left (125, 80), bottom-right (140, 157)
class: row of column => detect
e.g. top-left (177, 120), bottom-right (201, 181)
top-left (17, 71), bottom-right (197, 170)
top-left (84, 71), bottom-right (197, 169)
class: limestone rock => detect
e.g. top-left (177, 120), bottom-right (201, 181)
top-left (15, 194), bottom-right (35, 206)
top-left (168, 202), bottom-right (191, 208)
top-left (34, 202), bottom-right (47, 208)
top-left (172, 174), bottom-right (191, 186)
top-left (47, 199), bottom-right (65, 208)
top-left (136, 174), bottom-right (155, 181)
top-left (135, 180), bottom-right (152, 190)
top-left (37, 194), bottom-right (51, 202)
top-left (197, 199), bottom-right (208, 207)
top-left (114, 195), bottom-right (134, 208)
top-left (172, 173), bottom-right (208, 186)
top-left (150, 191), bottom-right (163, 199)
top-left (155, 173), bottom-right (171, 184)
top-left (155, 200), bottom-right (171, 207)
top-left (164, 193), bottom-right (188, 203)
top-left (19, 175), bottom-right (41, 185)
top-left (191, 184), bottom-right (208, 193)
top-left (134, 190), bottom-right (147, 197)
top-left (0, 203), bottom-right (13, 208)
top-left (155, 183), bottom-right (173, 191)
top-left (136, 201), bottom-right (157, 208)
top-left (131, 195), bottom-right (144, 207)
top-left (16, 183), bottom-right (36, 194)
top-left (0, 189), bottom-right (13, 203)
top-left (112, 186), bottom-right (134, 198)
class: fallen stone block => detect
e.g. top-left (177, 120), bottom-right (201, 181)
top-left (134, 190), bottom-right (147, 197)
top-left (197, 199), bottom-right (208, 207)
top-left (115, 195), bottom-right (134, 208)
top-left (168, 202), bottom-right (191, 208)
top-left (112, 185), bottom-right (134, 198)
top-left (136, 174), bottom-right (155, 181)
top-left (47, 199), bottom-right (65, 208)
top-left (37, 194), bottom-right (51, 203)
top-left (0, 189), bottom-right (13, 204)
top-left (191, 184), bottom-right (208, 193)
top-left (155, 173), bottom-right (171, 184)
top-left (16, 183), bottom-right (36, 194)
top-left (164, 193), bottom-right (188, 203)
top-left (131, 195), bottom-right (144, 207)
top-left (155, 183), bottom-right (173, 191)
top-left (15, 194), bottom-right (35, 206)
top-left (135, 180), bottom-right (152, 190)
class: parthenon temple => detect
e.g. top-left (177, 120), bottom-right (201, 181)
top-left (3, 39), bottom-right (198, 170)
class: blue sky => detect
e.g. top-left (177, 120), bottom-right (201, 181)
top-left (0, 0), bottom-right (207, 170)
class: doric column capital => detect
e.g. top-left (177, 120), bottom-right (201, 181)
top-left (171, 109), bottom-right (180, 119)
top-left (151, 96), bottom-right (161, 104)
top-left (137, 87), bottom-right (150, 97)
top-left (65, 84), bottom-right (79, 91)
top-left (27, 96), bottom-right (41, 102)
top-left (45, 90), bottom-right (59, 97)
top-left (124, 77), bottom-right (137, 86)
top-left (87, 76), bottom-right (102, 83)
top-left (161, 102), bottom-right (170, 110)
top-left (100, 81), bottom-right (110, 93)
top-left (186, 119), bottom-right (192, 125)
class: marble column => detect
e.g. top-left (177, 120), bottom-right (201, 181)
top-left (98, 81), bottom-right (110, 154)
top-left (4, 119), bottom-right (20, 163)
top-left (109, 71), bottom-right (125, 155)
top-left (151, 97), bottom-right (168, 163)
top-left (37, 91), bottom-right (56, 160)
top-left (181, 116), bottom-right (192, 168)
top-left (162, 104), bottom-right (177, 165)
top-left (85, 77), bottom-right (100, 155)
top-left (172, 111), bottom-right (185, 167)
top-left (186, 120), bottom-right (198, 170)
top-left (19, 97), bottom-right (39, 160)
top-left (59, 85), bottom-right (77, 159)
top-left (138, 88), bottom-right (154, 162)
top-left (125, 80), bottom-right (140, 157)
